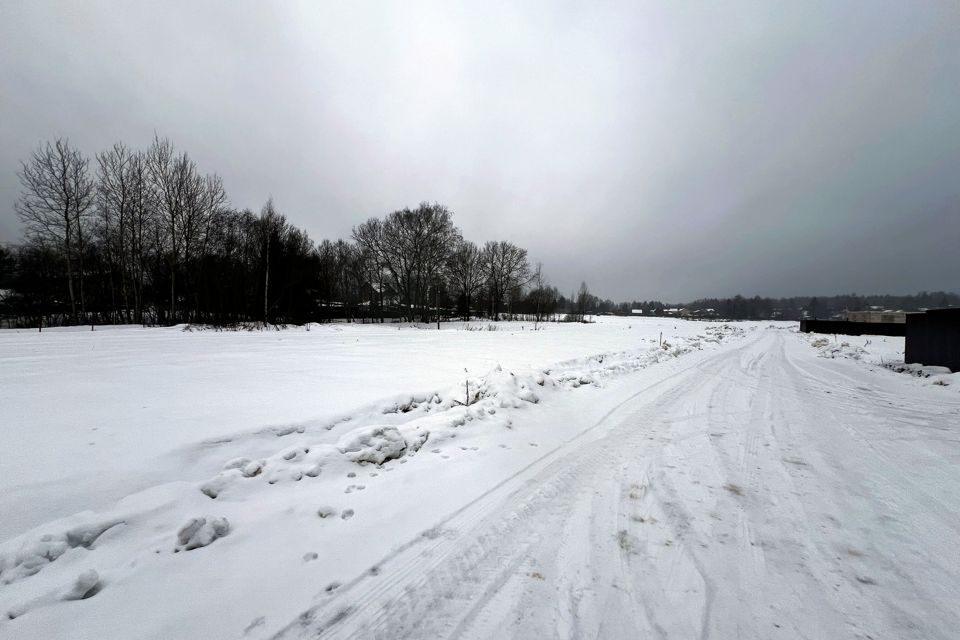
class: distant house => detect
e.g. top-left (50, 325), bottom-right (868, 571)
top-left (631, 309), bottom-right (643, 315)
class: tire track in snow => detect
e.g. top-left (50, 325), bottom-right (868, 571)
top-left (272, 349), bottom-right (724, 640)
top-left (272, 329), bottom-right (960, 640)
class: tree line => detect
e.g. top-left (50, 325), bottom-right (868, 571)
top-left (0, 137), bottom-right (584, 328)
top-left (2, 138), bottom-right (954, 328)
top-left (674, 292), bottom-right (959, 321)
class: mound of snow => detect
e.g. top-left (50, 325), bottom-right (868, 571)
top-left (221, 457), bottom-right (265, 477)
top-left (473, 366), bottom-right (541, 406)
top-left (818, 341), bottom-right (867, 360)
top-left (176, 516), bottom-right (230, 551)
top-left (884, 362), bottom-right (956, 380)
top-left (200, 470), bottom-right (242, 499)
top-left (63, 569), bottom-right (101, 601)
top-left (0, 519), bottom-right (123, 585)
top-left (337, 426), bottom-right (407, 464)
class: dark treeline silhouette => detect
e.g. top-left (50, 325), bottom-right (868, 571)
top-left (682, 292), bottom-right (959, 320)
top-left (0, 137), bottom-right (574, 328)
top-left (605, 292), bottom-right (959, 320)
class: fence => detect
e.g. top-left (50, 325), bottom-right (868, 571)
top-left (905, 308), bottom-right (960, 372)
top-left (799, 319), bottom-right (906, 337)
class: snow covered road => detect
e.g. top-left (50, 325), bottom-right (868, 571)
top-left (277, 329), bottom-right (960, 640)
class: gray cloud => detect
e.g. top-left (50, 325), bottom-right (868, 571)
top-left (1, 0), bottom-right (958, 301)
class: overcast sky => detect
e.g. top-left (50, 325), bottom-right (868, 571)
top-left (1, 1), bottom-right (957, 301)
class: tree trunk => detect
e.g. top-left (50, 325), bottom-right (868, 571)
top-left (76, 216), bottom-right (86, 317)
top-left (263, 237), bottom-right (270, 323)
top-left (170, 267), bottom-right (176, 325)
top-left (63, 209), bottom-right (77, 322)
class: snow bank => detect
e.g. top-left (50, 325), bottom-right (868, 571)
top-left (0, 316), bottom-right (757, 506)
top-left (0, 519), bottom-right (123, 585)
top-left (805, 334), bottom-right (958, 391)
top-left (882, 362), bottom-right (959, 388)
top-left (817, 341), bottom-right (867, 360)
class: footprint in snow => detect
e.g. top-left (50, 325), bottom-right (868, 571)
top-left (341, 509), bottom-right (355, 520)
top-left (324, 581), bottom-right (342, 593)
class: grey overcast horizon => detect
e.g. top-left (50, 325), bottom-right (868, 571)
top-left (1, 1), bottom-right (958, 302)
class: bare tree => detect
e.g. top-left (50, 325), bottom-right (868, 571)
top-left (187, 173), bottom-right (227, 320)
top-left (15, 139), bottom-right (95, 321)
top-left (333, 238), bottom-right (360, 321)
top-left (447, 240), bottom-right (485, 320)
top-left (7, 135), bottom-right (551, 329)
top-left (146, 136), bottom-right (225, 323)
top-left (531, 262), bottom-right (546, 328)
top-left (147, 137), bottom-right (190, 323)
top-left (352, 218), bottom-right (388, 322)
top-left (482, 240), bottom-right (530, 320)
top-left (126, 151), bottom-right (155, 323)
top-left (96, 142), bottom-right (137, 321)
top-left (354, 203), bottom-right (460, 322)
top-left (258, 198), bottom-right (287, 323)
top-left (576, 281), bottom-right (591, 322)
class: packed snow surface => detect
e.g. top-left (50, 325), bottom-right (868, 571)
top-left (2, 318), bottom-right (959, 639)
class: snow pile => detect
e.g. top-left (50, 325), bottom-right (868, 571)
top-left (805, 334), bottom-right (957, 390)
top-left (883, 363), bottom-right (952, 378)
top-left (882, 362), bottom-right (958, 388)
top-left (337, 426), bottom-right (409, 464)
top-left (546, 324), bottom-right (747, 384)
top-left (0, 519), bottom-right (123, 585)
top-left (176, 516), bottom-right (230, 551)
top-left (469, 365), bottom-right (545, 406)
top-left (61, 569), bottom-right (101, 601)
top-left (5, 570), bottom-right (102, 621)
top-left (814, 340), bottom-right (867, 360)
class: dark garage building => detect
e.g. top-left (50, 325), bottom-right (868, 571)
top-left (905, 308), bottom-right (960, 372)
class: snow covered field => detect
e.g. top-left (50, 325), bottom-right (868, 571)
top-left (1, 317), bottom-right (724, 536)
top-left (2, 318), bottom-right (959, 639)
